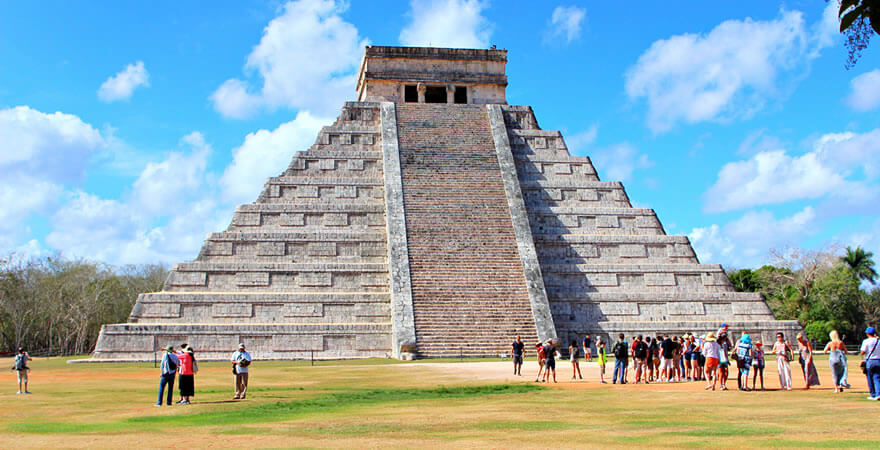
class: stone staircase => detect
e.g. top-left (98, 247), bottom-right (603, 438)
top-left (396, 104), bottom-right (539, 357)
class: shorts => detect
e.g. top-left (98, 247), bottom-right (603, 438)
top-left (705, 357), bottom-right (719, 370)
top-left (684, 352), bottom-right (693, 361)
top-left (719, 361), bottom-right (729, 369)
top-left (634, 358), bottom-right (647, 370)
top-left (16, 369), bottom-right (27, 383)
top-left (695, 353), bottom-right (705, 365)
top-left (600, 364), bottom-right (605, 374)
top-left (546, 359), bottom-right (556, 370)
top-left (539, 358), bottom-right (545, 367)
top-left (661, 358), bottom-right (674, 371)
top-left (513, 355), bottom-right (523, 365)
top-left (753, 359), bottom-right (765, 370)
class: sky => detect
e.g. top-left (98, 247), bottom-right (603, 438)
top-left (0, 0), bottom-right (878, 270)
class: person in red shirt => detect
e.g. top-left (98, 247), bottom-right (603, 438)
top-left (175, 345), bottom-right (198, 404)
top-left (534, 342), bottom-right (546, 382)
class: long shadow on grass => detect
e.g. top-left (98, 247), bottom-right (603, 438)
top-left (8, 384), bottom-right (543, 434)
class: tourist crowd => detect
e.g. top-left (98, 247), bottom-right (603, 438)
top-left (512, 324), bottom-right (880, 399)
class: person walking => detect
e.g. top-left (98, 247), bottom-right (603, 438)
top-left (824, 330), bottom-right (848, 393)
top-left (583, 334), bottom-right (592, 362)
top-left (177, 346), bottom-right (197, 404)
top-left (735, 333), bottom-right (753, 391)
top-left (702, 333), bottom-right (720, 390)
top-left (612, 334), bottom-right (629, 384)
top-left (796, 333), bottom-right (820, 389)
top-left (156, 345), bottom-right (179, 406)
top-left (542, 340), bottom-right (557, 383)
top-left (860, 326), bottom-right (880, 400)
top-left (511, 336), bottom-right (525, 376)
top-left (534, 342), bottom-right (546, 382)
top-left (13, 347), bottom-right (31, 395)
top-left (569, 340), bottom-right (582, 380)
top-left (645, 336), bottom-right (655, 383)
top-left (231, 343), bottom-right (252, 400)
top-left (596, 336), bottom-right (607, 384)
top-left (772, 332), bottom-right (793, 391)
top-left (751, 339), bottom-right (765, 391)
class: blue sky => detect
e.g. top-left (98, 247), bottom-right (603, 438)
top-left (0, 0), bottom-right (878, 269)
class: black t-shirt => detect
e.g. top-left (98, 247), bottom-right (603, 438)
top-left (634, 341), bottom-right (648, 358)
top-left (584, 337), bottom-right (591, 347)
top-left (512, 341), bottom-right (524, 356)
top-left (661, 339), bottom-right (674, 359)
top-left (613, 341), bottom-right (629, 359)
top-left (543, 344), bottom-right (555, 363)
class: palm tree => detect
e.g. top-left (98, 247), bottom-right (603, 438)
top-left (841, 246), bottom-right (878, 284)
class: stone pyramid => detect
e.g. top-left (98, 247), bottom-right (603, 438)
top-left (91, 46), bottom-right (800, 361)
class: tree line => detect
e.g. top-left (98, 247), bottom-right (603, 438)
top-left (728, 246), bottom-right (879, 343)
top-left (0, 255), bottom-right (168, 355)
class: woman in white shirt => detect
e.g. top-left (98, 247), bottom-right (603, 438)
top-left (771, 332), bottom-right (793, 391)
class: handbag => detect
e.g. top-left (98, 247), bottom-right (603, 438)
top-left (862, 339), bottom-right (879, 374)
top-left (784, 343), bottom-right (793, 362)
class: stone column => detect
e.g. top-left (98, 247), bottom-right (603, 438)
top-left (446, 85), bottom-right (455, 104)
top-left (417, 83), bottom-right (426, 103)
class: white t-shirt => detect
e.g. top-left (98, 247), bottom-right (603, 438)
top-left (861, 337), bottom-right (880, 360)
top-left (702, 341), bottom-right (721, 359)
top-left (232, 350), bottom-right (252, 373)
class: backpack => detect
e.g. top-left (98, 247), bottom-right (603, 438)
top-left (614, 342), bottom-right (628, 359)
top-left (634, 341), bottom-right (647, 359)
top-left (166, 355), bottom-right (178, 372)
top-left (13, 354), bottom-right (27, 371)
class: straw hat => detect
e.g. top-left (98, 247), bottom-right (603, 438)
top-left (705, 333), bottom-right (717, 342)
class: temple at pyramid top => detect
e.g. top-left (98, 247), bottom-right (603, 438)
top-left (356, 46), bottom-right (508, 104)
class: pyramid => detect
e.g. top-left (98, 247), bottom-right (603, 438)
top-left (91, 46), bottom-right (800, 361)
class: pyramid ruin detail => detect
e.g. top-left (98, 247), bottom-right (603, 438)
top-left (91, 46), bottom-right (799, 361)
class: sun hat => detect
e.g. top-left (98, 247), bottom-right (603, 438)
top-left (754, 340), bottom-right (763, 346)
top-left (867, 327), bottom-right (877, 335)
top-left (238, 343), bottom-right (246, 349)
top-left (705, 333), bottom-right (717, 342)
top-left (164, 345), bottom-right (174, 352)
top-left (740, 334), bottom-right (751, 344)
top-left (186, 347), bottom-right (194, 354)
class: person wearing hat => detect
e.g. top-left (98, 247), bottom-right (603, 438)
top-left (176, 346), bottom-right (198, 404)
top-left (860, 326), bottom-right (880, 400)
top-left (751, 339), bottom-right (766, 391)
top-left (702, 333), bottom-right (721, 390)
top-left (156, 345), bottom-right (179, 406)
top-left (231, 343), bottom-right (252, 400)
top-left (735, 333), bottom-right (753, 391)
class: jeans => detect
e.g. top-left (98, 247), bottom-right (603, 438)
top-left (613, 359), bottom-right (626, 383)
top-left (841, 353), bottom-right (849, 385)
top-left (158, 373), bottom-right (175, 405)
top-left (866, 360), bottom-right (880, 398)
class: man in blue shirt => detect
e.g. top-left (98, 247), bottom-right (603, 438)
top-left (156, 345), bottom-right (179, 406)
top-left (511, 336), bottom-right (524, 376)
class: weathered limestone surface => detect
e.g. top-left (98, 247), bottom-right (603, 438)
top-left (91, 46), bottom-right (798, 362)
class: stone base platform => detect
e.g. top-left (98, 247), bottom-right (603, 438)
top-left (87, 322), bottom-right (392, 362)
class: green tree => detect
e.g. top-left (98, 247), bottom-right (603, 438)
top-left (802, 264), bottom-right (865, 342)
top-left (840, 245), bottom-right (878, 284)
top-left (837, 0), bottom-right (880, 68)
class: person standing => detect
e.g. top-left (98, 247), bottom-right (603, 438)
top-left (645, 336), bottom-right (655, 383)
top-left (612, 334), bottom-right (629, 384)
top-left (796, 333), bottom-right (820, 389)
top-left (751, 339), bottom-right (765, 391)
top-left (231, 343), bottom-right (252, 400)
top-left (735, 334), bottom-right (753, 391)
top-left (511, 336), bottom-right (524, 376)
top-left (156, 345), bottom-right (179, 406)
top-left (717, 331), bottom-right (732, 390)
top-left (693, 335), bottom-right (704, 382)
top-left (860, 326), bottom-right (880, 400)
top-left (596, 336), bottom-right (607, 384)
top-left (824, 330), bottom-right (848, 393)
top-left (534, 342), bottom-right (546, 382)
top-left (542, 340), bottom-right (557, 383)
top-left (569, 340), bottom-right (582, 380)
top-left (632, 335), bottom-right (648, 384)
top-left (772, 332), bottom-right (793, 391)
top-left (702, 333), bottom-right (720, 391)
top-left (177, 346), bottom-right (197, 404)
top-left (660, 334), bottom-right (674, 382)
top-left (583, 334), bottom-right (592, 362)
top-left (13, 347), bottom-right (31, 395)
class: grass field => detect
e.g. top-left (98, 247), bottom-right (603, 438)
top-left (1, 355), bottom-right (878, 448)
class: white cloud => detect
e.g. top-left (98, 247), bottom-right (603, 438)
top-left (736, 128), bottom-right (785, 155)
top-left (845, 69), bottom-right (880, 112)
top-left (704, 128), bottom-right (880, 213)
top-left (211, 0), bottom-right (368, 119)
top-left (625, 8), bottom-right (831, 133)
top-left (221, 111), bottom-right (327, 203)
top-left (590, 143), bottom-right (653, 183)
top-left (689, 206), bottom-right (816, 267)
top-left (97, 61), bottom-right (150, 102)
top-left (547, 6), bottom-right (586, 44)
top-left (130, 132), bottom-right (212, 215)
top-left (399, 0), bottom-right (492, 48)
top-left (565, 124), bottom-right (598, 154)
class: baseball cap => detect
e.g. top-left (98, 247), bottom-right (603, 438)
top-left (867, 327), bottom-right (876, 335)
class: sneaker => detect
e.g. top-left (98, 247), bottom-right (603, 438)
top-left (600, 381), bottom-right (607, 384)
top-left (24, 391), bottom-right (31, 394)
top-left (868, 396), bottom-right (876, 400)
top-left (16, 391), bottom-right (21, 395)
top-left (154, 403), bottom-right (162, 407)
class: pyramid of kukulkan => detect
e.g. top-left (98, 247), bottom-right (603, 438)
top-left (91, 46), bottom-right (800, 361)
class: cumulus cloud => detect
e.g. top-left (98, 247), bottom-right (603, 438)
top-left (130, 132), bottom-right (212, 215)
top-left (565, 124), bottom-right (598, 154)
top-left (704, 128), bottom-right (880, 213)
top-left (590, 143), bottom-right (653, 183)
top-left (211, 0), bottom-right (367, 119)
top-left (221, 111), bottom-right (327, 203)
top-left (399, 0), bottom-right (492, 48)
top-left (845, 69), bottom-right (880, 112)
top-left (689, 206), bottom-right (817, 267)
top-left (625, 7), bottom-right (834, 133)
top-left (546, 6), bottom-right (586, 44)
top-left (97, 61), bottom-right (150, 102)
